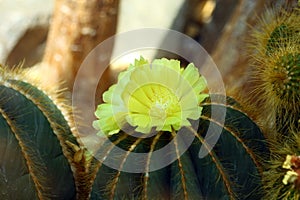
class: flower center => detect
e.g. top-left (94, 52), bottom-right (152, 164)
top-left (128, 83), bottom-right (181, 121)
top-left (149, 103), bottom-right (167, 120)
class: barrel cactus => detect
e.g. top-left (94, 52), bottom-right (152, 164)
top-left (90, 58), bottom-right (269, 199)
top-left (0, 66), bottom-right (90, 199)
top-left (90, 96), bottom-right (269, 199)
top-left (248, 7), bottom-right (300, 135)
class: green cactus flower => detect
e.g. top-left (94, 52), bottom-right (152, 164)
top-left (93, 57), bottom-right (208, 135)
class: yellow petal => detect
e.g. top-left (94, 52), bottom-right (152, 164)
top-left (182, 63), bottom-right (200, 86)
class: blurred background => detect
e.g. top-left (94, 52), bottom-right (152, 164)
top-left (0, 0), bottom-right (295, 98)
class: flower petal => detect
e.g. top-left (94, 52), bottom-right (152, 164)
top-left (152, 58), bottom-right (181, 73)
top-left (182, 63), bottom-right (200, 85)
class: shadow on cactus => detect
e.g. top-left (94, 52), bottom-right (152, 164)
top-left (90, 58), bottom-right (270, 199)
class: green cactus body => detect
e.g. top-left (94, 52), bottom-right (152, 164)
top-left (0, 68), bottom-right (80, 199)
top-left (274, 53), bottom-right (300, 130)
top-left (90, 96), bottom-right (269, 200)
top-left (266, 24), bottom-right (293, 55)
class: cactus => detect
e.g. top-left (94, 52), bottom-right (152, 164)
top-left (0, 66), bottom-right (90, 199)
top-left (248, 7), bottom-right (300, 135)
top-left (247, 5), bottom-right (300, 200)
top-left (89, 95), bottom-right (269, 199)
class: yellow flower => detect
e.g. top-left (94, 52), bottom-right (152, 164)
top-left (93, 57), bottom-right (208, 135)
top-left (282, 154), bottom-right (300, 186)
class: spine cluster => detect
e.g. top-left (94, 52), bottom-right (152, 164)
top-left (249, 7), bottom-right (300, 135)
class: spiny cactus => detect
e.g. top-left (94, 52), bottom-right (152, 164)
top-left (247, 5), bottom-right (300, 200)
top-left (90, 95), bottom-right (269, 200)
top-left (0, 66), bottom-right (91, 199)
top-left (248, 7), bottom-right (300, 135)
